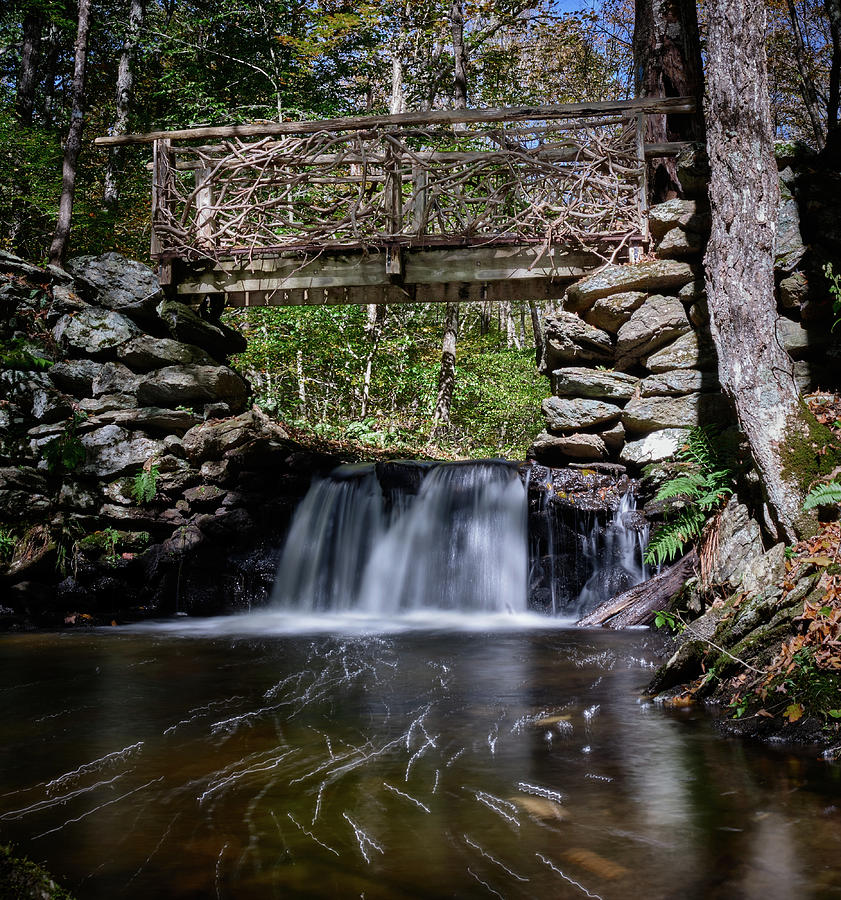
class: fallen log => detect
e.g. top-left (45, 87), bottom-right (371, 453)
top-left (576, 548), bottom-right (698, 629)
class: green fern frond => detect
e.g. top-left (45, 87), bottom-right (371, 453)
top-left (131, 466), bottom-right (160, 505)
top-left (644, 508), bottom-right (706, 566)
top-left (654, 472), bottom-right (707, 502)
top-left (803, 481), bottom-right (841, 511)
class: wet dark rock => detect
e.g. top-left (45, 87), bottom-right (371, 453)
top-left (91, 362), bottom-right (141, 398)
top-left (48, 359), bottom-right (102, 397)
top-left (0, 467), bottom-right (50, 519)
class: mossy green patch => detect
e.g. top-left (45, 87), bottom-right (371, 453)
top-left (0, 844), bottom-right (74, 899)
top-left (780, 404), bottom-right (841, 493)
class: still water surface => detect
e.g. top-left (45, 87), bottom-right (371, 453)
top-left (1, 622), bottom-right (840, 899)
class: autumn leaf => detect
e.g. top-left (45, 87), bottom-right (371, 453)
top-left (784, 703), bottom-right (804, 723)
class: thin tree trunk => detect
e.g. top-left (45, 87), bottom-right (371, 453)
top-left (41, 22), bottom-right (62, 125)
top-left (390, 53), bottom-right (405, 115)
top-left (49, 0), bottom-right (92, 267)
top-left (450, 0), bottom-right (468, 108)
top-left (528, 300), bottom-right (544, 366)
top-left (704, 0), bottom-right (817, 543)
top-left (433, 300), bottom-right (459, 431)
top-left (360, 304), bottom-right (386, 418)
top-left (104, 0), bottom-right (145, 207)
top-left (633, 0), bottom-right (705, 201)
top-left (16, 11), bottom-right (43, 126)
top-left (296, 349), bottom-right (306, 415)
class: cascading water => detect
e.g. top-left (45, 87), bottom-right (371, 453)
top-left (271, 459), bottom-right (650, 622)
top-left (271, 461), bottom-right (528, 615)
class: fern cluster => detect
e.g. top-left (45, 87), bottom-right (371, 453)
top-left (131, 466), bottom-right (160, 505)
top-left (803, 481), bottom-right (841, 511)
top-left (644, 427), bottom-right (735, 567)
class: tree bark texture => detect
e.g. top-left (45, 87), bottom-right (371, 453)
top-left (49, 0), bottom-right (92, 266)
top-left (704, 0), bottom-right (815, 543)
top-left (450, 0), bottom-right (468, 109)
top-left (528, 300), bottom-right (545, 365)
top-left (633, 0), bottom-right (705, 201)
top-left (16, 10), bottom-right (43, 126)
top-left (104, 0), bottom-right (146, 206)
top-left (433, 300), bottom-right (459, 429)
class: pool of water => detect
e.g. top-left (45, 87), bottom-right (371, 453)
top-left (1, 622), bottom-right (840, 899)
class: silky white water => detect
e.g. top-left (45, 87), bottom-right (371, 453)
top-left (270, 461), bottom-right (528, 616)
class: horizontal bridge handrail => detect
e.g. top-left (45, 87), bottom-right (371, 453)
top-left (95, 96), bottom-right (696, 147)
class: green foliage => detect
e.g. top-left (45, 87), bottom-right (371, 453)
top-left (0, 337), bottom-right (52, 371)
top-left (729, 695), bottom-right (749, 719)
top-left (803, 480), bottom-right (841, 510)
top-left (0, 843), bottom-right (75, 900)
top-left (0, 528), bottom-right (17, 565)
top-left (825, 262), bottom-right (841, 331)
top-left (644, 426), bottom-right (736, 567)
top-left (131, 466), bottom-right (160, 505)
top-left (653, 610), bottom-right (684, 633)
top-left (43, 412), bottom-right (87, 475)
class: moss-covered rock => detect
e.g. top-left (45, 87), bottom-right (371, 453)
top-left (0, 844), bottom-right (74, 899)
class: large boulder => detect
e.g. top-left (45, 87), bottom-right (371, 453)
top-left (705, 496), bottom-right (764, 592)
top-left (775, 181), bottom-right (806, 272)
top-left (135, 365), bottom-right (249, 410)
top-left (78, 425), bottom-right (164, 478)
top-left (181, 408), bottom-right (289, 465)
top-left (655, 228), bottom-right (706, 260)
top-left (117, 335), bottom-right (215, 371)
top-left (643, 331), bottom-right (718, 372)
top-left (615, 295), bottom-right (691, 370)
top-left (563, 260), bottom-right (696, 313)
top-left (48, 359), bottom-right (102, 397)
top-left (542, 396), bottom-right (622, 432)
top-left (619, 428), bottom-right (690, 467)
top-left (91, 362), bottom-right (141, 398)
top-left (531, 430), bottom-right (606, 462)
top-left (157, 298), bottom-right (247, 360)
top-left (648, 198), bottom-right (711, 240)
top-left (88, 407), bottom-right (203, 436)
top-left (583, 291), bottom-right (647, 333)
top-left (639, 369), bottom-right (719, 396)
top-left (65, 253), bottom-right (163, 322)
top-left (0, 467), bottom-right (50, 519)
top-left (551, 367), bottom-right (639, 401)
top-left (622, 393), bottom-right (729, 432)
top-left (52, 307), bottom-right (141, 358)
top-left (542, 312), bottom-right (613, 369)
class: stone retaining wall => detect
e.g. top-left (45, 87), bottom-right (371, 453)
top-left (530, 145), bottom-right (839, 470)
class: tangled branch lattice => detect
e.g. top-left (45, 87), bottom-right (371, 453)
top-left (152, 113), bottom-right (646, 258)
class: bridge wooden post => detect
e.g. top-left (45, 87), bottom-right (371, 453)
top-left (195, 167), bottom-right (216, 251)
top-left (635, 113), bottom-right (650, 247)
top-left (151, 137), bottom-right (174, 285)
top-left (411, 164), bottom-right (429, 235)
top-left (384, 140), bottom-right (403, 276)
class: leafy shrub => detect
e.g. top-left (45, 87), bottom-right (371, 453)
top-left (644, 426), bottom-right (736, 566)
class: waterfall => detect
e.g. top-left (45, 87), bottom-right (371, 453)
top-left (271, 460), bottom-right (649, 621)
top-left (271, 461), bottom-right (528, 615)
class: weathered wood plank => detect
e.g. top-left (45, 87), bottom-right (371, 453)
top-left (175, 245), bottom-right (604, 296)
top-left (95, 97), bottom-right (697, 146)
top-left (220, 278), bottom-right (569, 307)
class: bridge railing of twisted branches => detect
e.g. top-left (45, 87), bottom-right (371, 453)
top-left (95, 97), bottom-right (696, 275)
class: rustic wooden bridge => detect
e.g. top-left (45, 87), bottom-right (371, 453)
top-left (95, 97), bottom-right (695, 308)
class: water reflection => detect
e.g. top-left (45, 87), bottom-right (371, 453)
top-left (0, 628), bottom-right (839, 899)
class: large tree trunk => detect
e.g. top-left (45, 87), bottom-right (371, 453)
top-left (826, 0), bottom-right (841, 153)
top-left (49, 0), bottom-right (92, 267)
top-left (104, 0), bottom-right (146, 207)
top-left (633, 0), bottom-right (705, 201)
top-left (433, 301), bottom-right (459, 431)
top-left (16, 10), bottom-right (43, 126)
top-left (704, 0), bottom-right (817, 543)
